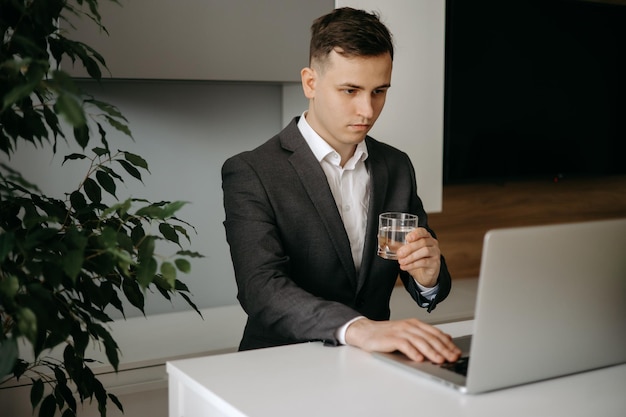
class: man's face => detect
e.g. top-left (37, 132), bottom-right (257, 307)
top-left (301, 50), bottom-right (392, 159)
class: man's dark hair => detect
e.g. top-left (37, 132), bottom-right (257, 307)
top-left (309, 7), bottom-right (394, 66)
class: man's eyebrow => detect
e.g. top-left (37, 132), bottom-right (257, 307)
top-left (338, 83), bottom-right (391, 89)
top-left (338, 83), bottom-right (362, 89)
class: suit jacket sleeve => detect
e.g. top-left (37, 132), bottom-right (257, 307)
top-left (369, 142), bottom-right (452, 313)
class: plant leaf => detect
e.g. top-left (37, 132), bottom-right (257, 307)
top-left (62, 249), bottom-right (84, 283)
top-left (116, 159), bottom-right (142, 182)
top-left (137, 235), bottom-right (155, 260)
top-left (61, 409), bottom-right (76, 417)
top-left (136, 257), bottom-right (157, 289)
top-left (177, 250), bottom-right (205, 258)
top-left (70, 190), bottom-right (88, 211)
top-left (43, 105), bottom-right (64, 141)
top-left (0, 273), bottom-right (19, 299)
top-left (93, 325), bottom-right (119, 371)
top-left (83, 177), bottom-right (102, 203)
top-left (174, 258), bottom-right (191, 273)
top-left (1, 59), bottom-right (47, 110)
top-left (0, 338), bottom-right (18, 378)
top-left (102, 198), bottom-right (131, 217)
top-left (122, 277), bottom-right (145, 313)
top-left (98, 226), bottom-right (118, 249)
top-left (92, 378), bottom-right (108, 415)
top-left (179, 292), bottom-right (202, 317)
top-left (17, 307), bottom-right (38, 344)
top-left (38, 394), bottom-right (56, 417)
top-left (54, 93), bottom-right (86, 128)
top-left (73, 124), bottom-right (90, 149)
top-left (130, 224), bottom-right (145, 246)
top-left (105, 114), bottom-right (132, 137)
top-left (30, 378), bottom-right (44, 409)
top-left (92, 147), bottom-right (109, 157)
top-left (161, 201), bottom-right (188, 218)
top-left (0, 232), bottom-right (15, 263)
top-left (89, 99), bottom-right (126, 120)
top-left (159, 223), bottom-right (179, 245)
top-left (124, 152), bottom-right (148, 170)
top-left (96, 170), bottom-right (116, 197)
top-left (173, 224), bottom-right (191, 244)
top-left (136, 201), bottom-right (187, 220)
top-left (161, 261), bottom-right (177, 288)
top-left (108, 393), bottom-right (124, 412)
top-left (62, 153), bottom-right (87, 165)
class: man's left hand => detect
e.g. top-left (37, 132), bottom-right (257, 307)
top-left (396, 227), bottom-right (441, 288)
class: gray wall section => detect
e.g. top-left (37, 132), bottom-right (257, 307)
top-left (2, 80), bottom-right (285, 317)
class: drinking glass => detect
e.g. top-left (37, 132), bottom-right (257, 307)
top-left (377, 212), bottom-right (418, 260)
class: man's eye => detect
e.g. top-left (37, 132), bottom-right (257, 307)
top-left (343, 89), bottom-right (355, 94)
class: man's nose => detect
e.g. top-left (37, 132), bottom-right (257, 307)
top-left (356, 95), bottom-right (374, 119)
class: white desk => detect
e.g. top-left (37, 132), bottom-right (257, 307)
top-left (166, 320), bottom-right (626, 417)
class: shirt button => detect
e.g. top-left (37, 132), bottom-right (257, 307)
top-left (344, 205), bottom-right (351, 211)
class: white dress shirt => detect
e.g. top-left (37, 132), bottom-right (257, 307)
top-left (298, 114), bottom-right (370, 273)
top-left (297, 114), bottom-right (438, 344)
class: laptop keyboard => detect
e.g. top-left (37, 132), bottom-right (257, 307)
top-left (440, 356), bottom-right (470, 376)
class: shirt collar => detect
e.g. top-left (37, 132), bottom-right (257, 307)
top-left (297, 112), bottom-right (369, 166)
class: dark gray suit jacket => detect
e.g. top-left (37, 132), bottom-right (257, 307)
top-left (222, 118), bottom-right (451, 350)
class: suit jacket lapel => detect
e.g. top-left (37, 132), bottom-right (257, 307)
top-left (280, 121), bottom-right (358, 287)
top-left (357, 139), bottom-right (389, 292)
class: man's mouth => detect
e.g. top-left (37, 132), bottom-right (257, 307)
top-left (350, 123), bottom-right (370, 131)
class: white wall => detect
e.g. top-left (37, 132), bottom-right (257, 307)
top-left (63, 0), bottom-right (334, 82)
top-left (336, 0), bottom-right (446, 212)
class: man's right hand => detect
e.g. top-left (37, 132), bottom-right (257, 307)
top-left (344, 317), bottom-right (462, 363)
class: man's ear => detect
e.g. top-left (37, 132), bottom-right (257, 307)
top-left (301, 67), bottom-right (316, 99)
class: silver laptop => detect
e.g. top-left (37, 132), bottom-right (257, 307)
top-left (374, 218), bottom-right (626, 394)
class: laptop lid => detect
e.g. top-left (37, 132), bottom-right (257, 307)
top-left (374, 218), bottom-right (626, 394)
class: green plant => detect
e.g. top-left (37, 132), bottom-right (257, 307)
top-left (0, 1), bottom-right (202, 416)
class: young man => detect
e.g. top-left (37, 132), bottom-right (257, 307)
top-left (222, 7), bottom-right (460, 364)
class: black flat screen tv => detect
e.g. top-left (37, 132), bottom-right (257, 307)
top-left (443, 0), bottom-right (626, 184)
